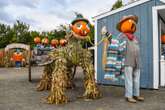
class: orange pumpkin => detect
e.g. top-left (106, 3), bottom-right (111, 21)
top-left (34, 37), bottom-right (41, 44)
top-left (120, 19), bottom-right (136, 33)
top-left (42, 37), bottom-right (49, 44)
top-left (0, 50), bottom-right (4, 58)
top-left (59, 39), bottom-right (67, 46)
top-left (71, 21), bottom-right (90, 37)
top-left (51, 39), bottom-right (59, 47)
top-left (161, 34), bottom-right (165, 44)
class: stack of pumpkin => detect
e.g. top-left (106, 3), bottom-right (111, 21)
top-left (104, 36), bottom-right (126, 81)
top-left (34, 36), bottom-right (68, 48)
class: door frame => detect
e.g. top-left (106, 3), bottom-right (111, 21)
top-left (94, 20), bottom-right (98, 82)
top-left (152, 5), bottom-right (165, 89)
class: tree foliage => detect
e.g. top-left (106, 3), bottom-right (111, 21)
top-left (0, 24), bottom-right (12, 48)
top-left (0, 21), bottom-right (67, 48)
top-left (0, 19), bottom-right (94, 48)
top-left (111, 0), bottom-right (123, 11)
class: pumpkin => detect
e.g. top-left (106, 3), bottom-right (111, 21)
top-left (59, 39), bottom-right (67, 46)
top-left (42, 37), bottom-right (49, 44)
top-left (34, 37), bottom-right (41, 44)
top-left (71, 21), bottom-right (90, 38)
top-left (161, 34), bottom-right (165, 44)
top-left (0, 50), bottom-right (4, 58)
top-left (120, 19), bottom-right (136, 33)
top-left (51, 39), bottom-right (59, 47)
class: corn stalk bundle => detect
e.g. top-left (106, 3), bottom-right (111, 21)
top-left (47, 57), bottom-right (68, 104)
top-left (81, 50), bottom-right (101, 99)
top-left (36, 63), bottom-right (54, 91)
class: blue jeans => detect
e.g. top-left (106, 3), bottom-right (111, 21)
top-left (124, 66), bottom-right (140, 98)
top-left (15, 61), bottom-right (21, 68)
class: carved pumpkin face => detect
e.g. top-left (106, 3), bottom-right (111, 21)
top-left (34, 37), bottom-right (41, 44)
top-left (59, 39), bottom-right (68, 46)
top-left (71, 21), bottom-right (90, 39)
top-left (120, 19), bottom-right (136, 33)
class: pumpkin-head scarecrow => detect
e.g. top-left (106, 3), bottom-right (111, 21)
top-left (36, 13), bottom-right (101, 104)
top-left (117, 15), bottom-right (138, 40)
top-left (116, 15), bottom-right (144, 102)
top-left (70, 13), bottom-right (90, 39)
top-left (11, 49), bottom-right (25, 68)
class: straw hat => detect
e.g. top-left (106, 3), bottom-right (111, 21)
top-left (116, 15), bottom-right (138, 32)
top-left (71, 13), bottom-right (89, 25)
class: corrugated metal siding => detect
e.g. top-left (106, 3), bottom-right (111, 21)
top-left (97, 18), bottom-right (106, 84)
top-left (97, 0), bottom-right (164, 88)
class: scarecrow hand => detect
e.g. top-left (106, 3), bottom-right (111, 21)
top-left (101, 26), bottom-right (108, 35)
top-left (101, 26), bottom-right (112, 38)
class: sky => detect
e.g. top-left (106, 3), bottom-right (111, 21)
top-left (0, 0), bottom-right (129, 31)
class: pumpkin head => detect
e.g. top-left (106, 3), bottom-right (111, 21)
top-left (51, 39), bottom-right (59, 47)
top-left (117, 15), bottom-right (138, 34)
top-left (59, 39), bottom-right (67, 46)
top-left (34, 37), bottom-right (41, 44)
top-left (120, 19), bottom-right (136, 33)
top-left (161, 34), bottom-right (165, 44)
top-left (42, 37), bottom-right (49, 44)
top-left (70, 13), bottom-right (90, 39)
top-left (71, 20), bottom-right (90, 38)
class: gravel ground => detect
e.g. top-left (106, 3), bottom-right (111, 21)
top-left (0, 67), bottom-right (165, 110)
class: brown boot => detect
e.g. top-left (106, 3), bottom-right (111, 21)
top-left (133, 96), bottom-right (144, 101)
top-left (126, 97), bottom-right (137, 103)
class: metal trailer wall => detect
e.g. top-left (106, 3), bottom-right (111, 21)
top-left (96, 0), bottom-right (164, 88)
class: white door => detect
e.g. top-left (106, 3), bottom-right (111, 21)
top-left (152, 5), bottom-right (165, 88)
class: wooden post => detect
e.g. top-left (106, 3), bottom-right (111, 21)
top-left (28, 45), bottom-right (32, 82)
top-left (71, 65), bottom-right (77, 80)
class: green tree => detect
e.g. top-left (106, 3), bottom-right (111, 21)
top-left (48, 24), bottom-right (67, 40)
top-left (12, 20), bottom-right (31, 44)
top-left (111, 0), bottom-right (123, 11)
top-left (0, 24), bottom-right (12, 48)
